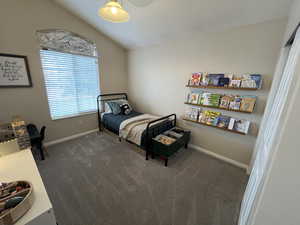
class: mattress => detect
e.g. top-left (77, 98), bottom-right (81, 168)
top-left (102, 111), bottom-right (174, 149)
top-left (102, 111), bottom-right (142, 135)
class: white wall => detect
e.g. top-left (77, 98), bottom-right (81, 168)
top-left (250, 1), bottom-right (300, 224)
top-left (0, 0), bottom-right (127, 142)
top-left (128, 19), bottom-right (287, 165)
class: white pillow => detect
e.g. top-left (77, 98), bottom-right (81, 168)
top-left (104, 102), bottom-right (112, 113)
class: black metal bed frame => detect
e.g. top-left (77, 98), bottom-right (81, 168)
top-left (96, 93), bottom-right (176, 160)
top-left (97, 93), bottom-right (128, 132)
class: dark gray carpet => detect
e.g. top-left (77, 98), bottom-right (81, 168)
top-left (38, 132), bottom-right (248, 225)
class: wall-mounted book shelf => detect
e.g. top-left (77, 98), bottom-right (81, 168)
top-left (184, 102), bottom-right (252, 114)
top-left (184, 73), bottom-right (260, 135)
top-left (182, 117), bottom-right (246, 135)
top-left (186, 85), bottom-right (258, 91)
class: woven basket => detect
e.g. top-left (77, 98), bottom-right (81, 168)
top-left (0, 181), bottom-right (33, 225)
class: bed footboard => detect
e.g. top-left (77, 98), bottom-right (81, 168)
top-left (145, 114), bottom-right (177, 160)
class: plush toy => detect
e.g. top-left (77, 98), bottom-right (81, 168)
top-left (120, 103), bottom-right (131, 115)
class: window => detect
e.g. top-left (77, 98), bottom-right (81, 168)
top-left (40, 49), bottom-right (100, 120)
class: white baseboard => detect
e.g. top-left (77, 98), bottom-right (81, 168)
top-left (189, 144), bottom-right (249, 171)
top-left (44, 129), bottom-right (98, 147)
top-left (44, 130), bottom-right (249, 171)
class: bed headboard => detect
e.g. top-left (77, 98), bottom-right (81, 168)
top-left (97, 93), bottom-right (128, 112)
top-left (96, 93), bottom-right (128, 131)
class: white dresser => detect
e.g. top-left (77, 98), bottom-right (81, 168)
top-left (0, 150), bottom-right (57, 225)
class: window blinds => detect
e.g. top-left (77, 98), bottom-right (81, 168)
top-left (40, 49), bottom-right (100, 120)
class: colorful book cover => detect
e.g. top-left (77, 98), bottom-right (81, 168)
top-left (233, 120), bottom-right (251, 134)
top-left (190, 93), bottom-right (200, 104)
top-left (208, 74), bottom-right (225, 86)
top-left (197, 93), bottom-right (203, 105)
top-left (209, 94), bottom-right (221, 107)
top-left (185, 107), bottom-right (199, 121)
top-left (229, 75), bottom-right (242, 88)
top-left (154, 135), bottom-right (176, 145)
top-left (250, 74), bottom-right (262, 89)
top-left (184, 108), bottom-right (192, 119)
top-left (219, 95), bottom-right (234, 109)
top-left (240, 96), bottom-right (257, 112)
top-left (241, 79), bottom-right (256, 88)
top-left (189, 73), bottom-right (202, 85)
top-left (228, 118), bottom-right (236, 130)
top-left (218, 77), bottom-right (230, 87)
top-left (204, 110), bottom-right (221, 126)
top-left (200, 92), bottom-right (210, 105)
top-left (240, 74), bottom-right (262, 89)
top-left (217, 115), bottom-right (231, 128)
top-left (230, 80), bottom-right (241, 88)
top-left (191, 107), bottom-right (199, 121)
top-left (200, 110), bottom-right (210, 124)
top-left (201, 93), bottom-right (221, 107)
top-left (201, 72), bottom-right (210, 86)
top-left (198, 112), bottom-right (204, 123)
top-left (229, 97), bottom-right (242, 110)
top-left (240, 74), bottom-right (256, 88)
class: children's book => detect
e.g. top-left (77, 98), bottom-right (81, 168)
top-left (203, 110), bottom-right (221, 126)
top-left (230, 79), bottom-right (241, 88)
top-left (240, 96), bottom-right (256, 112)
top-left (229, 96), bottom-right (242, 110)
top-left (200, 92), bottom-right (209, 105)
top-left (208, 74), bottom-right (225, 86)
top-left (218, 78), bottom-right (230, 87)
top-left (200, 72), bottom-right (210, 86)
top-left (185, 107), bottom-right (199, 121)
top-left (217, 115), bottom-right (231, 128)
top-left (229, 75), bottom-right (242, 88)
top-left (219, 95), bottom-right (234, 109)
top-left (197, 91), bottom-right (203, 104)
top-left (209, 94), bottom-right (221, 107)
top-left (184, 107), bottom-right (193, 120)
top-left (233, 120), bottom-right (251, 134)
top-left (189, 73), bottom-right (202, 85)
top-left (191, 107), bottom-right (199, 121)
top-left (199, 110), bottom-right (211, 124)
top-left (240, 74), bottom-right (256, 88)
top-left (201, 93), bottom-right (221, 107)
top-left (228, 118), bottom-right (236, 130)
top-left (250, 74), bottom-right (262, 89)
top-left (198, 112), bottom-right (205, 123)
top-left (240, 74), bottom-right (262, 89)
top-left (154, 135), bottom-right (176, 145)
top-left (189, 93), bottom-right (200, 104)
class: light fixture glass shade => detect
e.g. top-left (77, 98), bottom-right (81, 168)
top-left (99, 0), bottom-right (129, 23)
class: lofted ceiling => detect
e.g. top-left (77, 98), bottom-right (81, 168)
top-left (53, 0), bottom-right (293, 49)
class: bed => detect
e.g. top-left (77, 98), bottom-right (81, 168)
top-left (97, 93), bottom-right (176, 160)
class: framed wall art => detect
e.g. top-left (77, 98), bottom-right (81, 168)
top-left (0, 53), bottom-right (32, 87)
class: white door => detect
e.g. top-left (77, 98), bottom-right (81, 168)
top-left (238, 28), bottom-right (300, 225)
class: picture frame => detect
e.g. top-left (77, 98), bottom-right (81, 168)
top-left (0, 53), bottom-right (32, 87)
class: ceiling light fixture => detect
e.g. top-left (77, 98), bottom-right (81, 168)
top-left (99, 0), bottom-right (130, 23)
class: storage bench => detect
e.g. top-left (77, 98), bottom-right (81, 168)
top-left (151, 127), bottom-right (191, 166)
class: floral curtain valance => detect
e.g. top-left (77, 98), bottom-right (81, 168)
top-left (36, 29), bottom-right (97, 57)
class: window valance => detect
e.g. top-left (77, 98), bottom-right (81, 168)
top-left (36, 29), bottom-right (97, 57)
